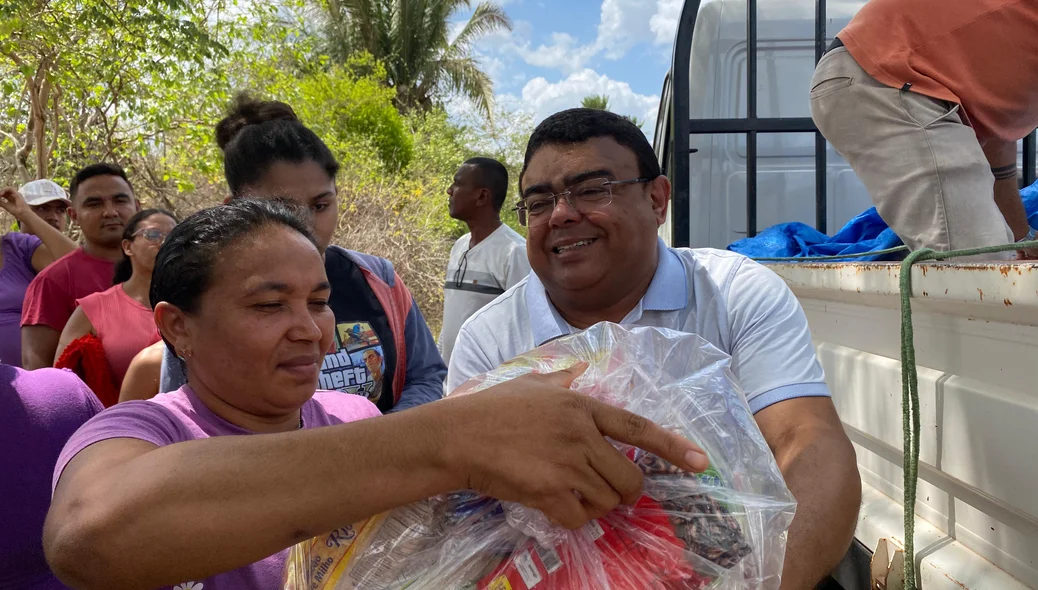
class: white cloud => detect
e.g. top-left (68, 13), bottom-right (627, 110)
top-left (595, 0), bottom-right (656, 59)
top-left (596, 0), bottom-right (685, 54)
top-left (465, 21), bottom-right (529, 92)
top-left (496, 0), bottom-right (683, 74)
top-left (479, 54), bottom-right (508, 83)
top-left (447, 68), bottom-right (661, 139)
top-left (474, 18), bottom-right (531, 50)
top-left (447, 1), bottom-right (671, 145)
top-left (519, 69), bottom-right (660, 134)
top-left (649, 0), bottom-right (683, 46)
top-left (515, 32), bottom-right (597, 73)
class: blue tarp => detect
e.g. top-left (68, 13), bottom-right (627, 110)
top-left (728, 207), bottom-right (903, 261)
top-left (1024, 179), bottom-right (1038, 230)
top-left (728, 180), bottom-right (1038, 261)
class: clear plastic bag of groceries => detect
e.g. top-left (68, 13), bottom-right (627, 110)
top-left (283, 322), bottom-right (797, 590)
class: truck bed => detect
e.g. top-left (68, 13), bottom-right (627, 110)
top-left (770, 261), bottom-right (1038, 589)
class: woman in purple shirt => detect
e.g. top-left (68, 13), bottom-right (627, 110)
top-left (44, 199), bottom-right (707, 589)
top-left (0, 364), bottom-right (101, 589)
top-left (0, 187), bottom-right (77, 366)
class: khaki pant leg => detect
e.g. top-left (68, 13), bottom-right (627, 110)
top-left (810, 48), bottom-right (1013, 261)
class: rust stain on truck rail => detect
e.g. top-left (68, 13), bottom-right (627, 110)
top-left (770, 263), bottom-right (1038, 276)
top-left (938, 567), bottom-right (971, 590)
top-left (777, 262), bottom-right (1036, 272)
top-left (925, 555), bottom-right (1018, 590)
top-left (768, 262), bottom-right (1038, 315)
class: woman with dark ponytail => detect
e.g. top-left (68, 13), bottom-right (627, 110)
top-left (55, 208), bottom-right (177, 399)
top-left (123, 94), bottom-right (448, 411)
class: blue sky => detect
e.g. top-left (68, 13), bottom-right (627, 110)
top-left (450, 0), bottom-right (683, 138)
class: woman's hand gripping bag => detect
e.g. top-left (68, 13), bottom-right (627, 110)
top-left (284, 322), bottom-right (797, 590)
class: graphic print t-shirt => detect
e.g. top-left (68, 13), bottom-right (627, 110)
top-left (320, 321), bottom-right (386, 401)
top-left (319, 247), bottom-right (396, 412)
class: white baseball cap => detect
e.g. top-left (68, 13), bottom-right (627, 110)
top-left (19, 179), bottom-right (71, 207)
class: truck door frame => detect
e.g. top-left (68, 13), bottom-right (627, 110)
top-left (662, 0), bottom-right (1038, 248)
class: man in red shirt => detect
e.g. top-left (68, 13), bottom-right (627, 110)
top-left (810, 0), bottom-right (1038, 260)
top-left (21, 163), bottom-right (140, 369)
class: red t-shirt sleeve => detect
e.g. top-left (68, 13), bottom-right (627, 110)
top-left (21, 270), bottom-right (76, 331)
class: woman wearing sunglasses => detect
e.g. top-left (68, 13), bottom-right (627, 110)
top-left (54, 209), bottom-right (177, 399)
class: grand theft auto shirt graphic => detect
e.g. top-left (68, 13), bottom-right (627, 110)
top-left (319, 321), bottom-right (385, 402)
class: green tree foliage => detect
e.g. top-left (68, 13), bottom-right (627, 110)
top-left (580, 94), bottom-right (610, 111)
top-left (153, 51), bottom-right (417, 214)
top-left (0, 0), bottom-right (229, 182)
top-left (319, 0), bottom-right (512, 117)
top-left (0, 0), bottom-right (531, 330)
top-left (580, 93), bottom-right (645, 130)
top-left (248, 53), bottom-right (414, 172)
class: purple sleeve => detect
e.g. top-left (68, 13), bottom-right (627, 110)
top-left (5, 232), bottom-right (42, 272)
top-left (52, 401), bottom-right (188, 493)
top-left (65, 369), bottom-right (105, 417)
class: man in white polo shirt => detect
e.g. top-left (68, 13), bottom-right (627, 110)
top-left (439, 157), bottom-right (530, 364)
top-left (447, 108), bottom-right (861, 589)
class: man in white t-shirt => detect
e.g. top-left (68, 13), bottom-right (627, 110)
top-left (447, 108), bottom-right (861, 589)
top-left (439, 157), bottom-right (530, 364)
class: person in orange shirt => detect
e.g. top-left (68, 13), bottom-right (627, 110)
top-left (810, 0), bottom-right (1038, 260)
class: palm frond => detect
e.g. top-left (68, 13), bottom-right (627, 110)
top-left (449, 1), bottom-right (511, 52)
top-left (314, 0), bottom-right (509, 120)
top-left (319, 0), bottom-right (354, 60)
top-left (581, 94), bottom-right (610, 110)
top-left (436, 55), bottom-right (494, 117)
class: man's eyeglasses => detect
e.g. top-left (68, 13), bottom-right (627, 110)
top-left (132, 228), bottom-right (170, 243)
top-left (513, 177), bottom-right (651, 227)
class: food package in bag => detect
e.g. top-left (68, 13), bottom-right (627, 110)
top-left (283, 322), bottom-right (797, 590)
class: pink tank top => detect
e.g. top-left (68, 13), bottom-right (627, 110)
top-left (77, 285), bottom-right (160, 389)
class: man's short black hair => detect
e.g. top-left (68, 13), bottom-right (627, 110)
top-left (520, 108), bottom-right (661, 188)
top-left (69, 163), bottom-right (134, 200)
top-left (463, 157), bottom-right (509, 212)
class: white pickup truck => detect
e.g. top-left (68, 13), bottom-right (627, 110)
top-left (652, 1), bottom-right (1038, 589)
